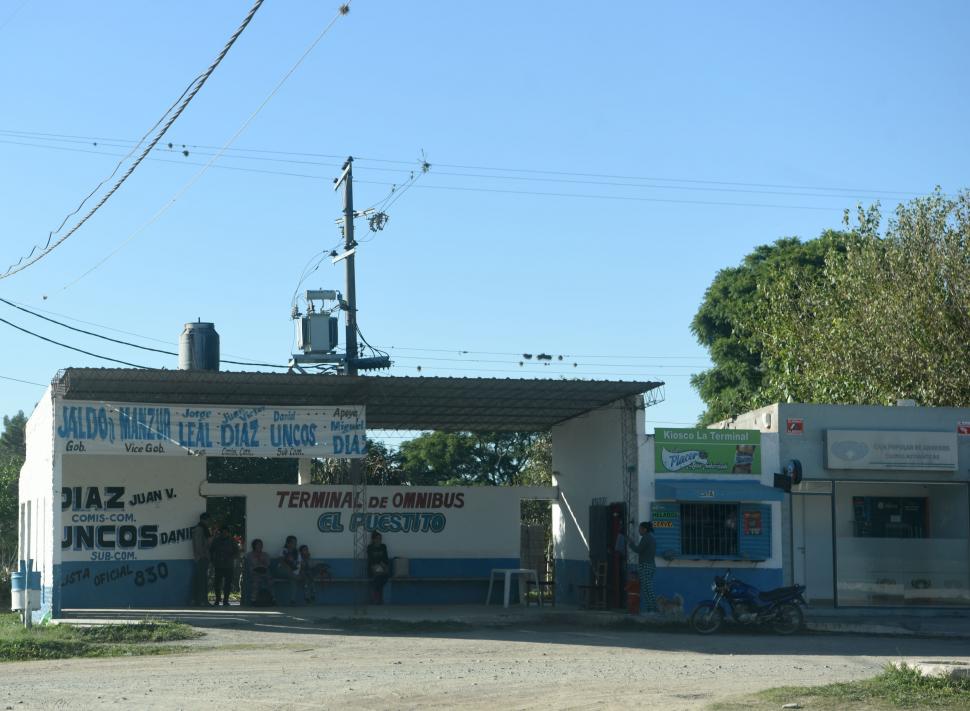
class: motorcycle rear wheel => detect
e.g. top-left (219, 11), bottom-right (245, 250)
top-left (690, 603), bottom-right (724, 635)
top-left (771, 603), bottom-right (804, 635)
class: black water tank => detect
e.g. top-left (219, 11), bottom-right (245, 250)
top-left (179, 321), bottom-right (220, 371)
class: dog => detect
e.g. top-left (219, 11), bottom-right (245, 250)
top-left (656, 593), bottom-right (684, 617)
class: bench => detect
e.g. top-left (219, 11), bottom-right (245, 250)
top-left (262, 573), bottom-right (491, 605)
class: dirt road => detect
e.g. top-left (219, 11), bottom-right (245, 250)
top-left (2, 621), bottom-right (966, 710)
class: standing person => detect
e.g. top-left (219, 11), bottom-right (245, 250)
top-left (190, 512), bottom-right (212, 607)
top-left (244, 539), bottom-right (272, 606)
top-left (210, 526), bottom-right (239, 607)
top-left (298, 544), bottom-right (315, 604)
top-left (628, 521), bottom-right (657, 615)
top-left (366, 531), bottom-right (390, 604)
top-left (276, 535), bottom-right (301, 605)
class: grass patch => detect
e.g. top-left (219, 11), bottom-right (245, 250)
top-left (312, 617), bottom-right (472, 634)
top-left (711, 663), bottom-right (970, 710)
top-left (0, 613), bottom-right (202, 662)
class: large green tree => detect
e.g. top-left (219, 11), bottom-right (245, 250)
top-left (690, 232), bottom-right (853, 424)
top-left (758, 190), bottom-right (970, 406)
top-left (397, 431), bottom-right (547, 487)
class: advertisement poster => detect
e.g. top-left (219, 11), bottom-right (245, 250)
top-left (54, 400), bottom-right (366, 458)
top-left (655, 428), bottom-right (761, 475)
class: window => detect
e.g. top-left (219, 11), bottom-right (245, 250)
top-left (852, 496), bottom-right (927, 538)
top-left (681, 503), bottom-right (739, 556)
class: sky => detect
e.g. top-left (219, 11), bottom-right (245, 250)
top-left (0, 0), bottom-right (968, 441)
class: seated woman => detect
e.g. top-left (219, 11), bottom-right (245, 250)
top-left (366, 531), bottom-right (390, 604)
top-left (244, 538), bottom-right (272, 605)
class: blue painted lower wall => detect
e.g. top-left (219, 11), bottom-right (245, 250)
top-left (59, 557), bottom-right (521, 608)
top-left (59, 560), bottom-right (196, 608)
top-left (555, 558), bottom-right (590, 605)
top-left (653, 566), bottom-right (784, 614)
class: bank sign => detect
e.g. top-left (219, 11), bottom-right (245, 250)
top-left (655, 428), bottom-right (761, 475)
top-left (55, 400), bottom-right (366, 458)
top-left (825, 430), bottom-right (957, 471)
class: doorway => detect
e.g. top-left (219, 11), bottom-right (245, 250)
top-left (793, 494), bottom-right (834, 606)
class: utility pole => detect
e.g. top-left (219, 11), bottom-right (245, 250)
top-left (336, 156), bottom-right (359, 376)
top-left (334, 156), bottom-right (366, 607)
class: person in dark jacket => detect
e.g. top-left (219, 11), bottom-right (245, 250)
top-left (190, 513), bottom-right (211, 606)
top-left (366, 532), bottom-right (390, 604)
top-left (628, 521), bottom-right (657, 614)
top-left (210, 527), bottom-right (239, 606)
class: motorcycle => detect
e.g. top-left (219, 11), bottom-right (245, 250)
top-left (690, 569), bottom-right (806, 635)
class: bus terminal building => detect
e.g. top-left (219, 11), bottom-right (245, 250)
top-left (17, 368), bottom-right (970, 619)
top-left (19, 368), bottom-right (657, 618)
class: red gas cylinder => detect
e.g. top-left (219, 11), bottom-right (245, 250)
top-left (625, 574), bottom-right (640, 615)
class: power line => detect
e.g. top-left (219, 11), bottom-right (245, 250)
top-left (56, 2), bottom-right (352, 292)
top-left (0, 0), bottom-right (268, 281)
top-left (0, 373), bottom-right (47, 388)
top-left (1, 136), bottom-right (931, 214)
top-left (0, 127), bottom-right (931, 198)
top-left (387, 354), bottom-right (701, 369)
top-left (0, 0), bottom-right (30, 33)
top-left (0, 297), bottom-right (291, 369)
top-left (383, 345), bottom-right (710, 360)
top-left (0, 316), bottom-right (150, 368)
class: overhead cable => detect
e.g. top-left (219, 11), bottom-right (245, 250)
top-left (57, 2), bottom-right (352, 292)
top-left (0, 297), bottom-right (290, 369)
top-left (0, 0), bottom-right (267, 280)
top-left (0, 317), bottom-right (150, 368)
top-left (0, 127), bottom-right (927, 197)
top-left (0, 373), bottom-right (47, 387)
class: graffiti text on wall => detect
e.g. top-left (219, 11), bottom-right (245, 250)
top-left (55, 401), bottom-right (367, 458)
top-left (61, 486), bottom-right (192, 561)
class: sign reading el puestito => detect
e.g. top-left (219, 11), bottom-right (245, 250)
top-left (54, 400), bottom-right (367, 458)
top-left (655, 427), bottom-right (761, 475)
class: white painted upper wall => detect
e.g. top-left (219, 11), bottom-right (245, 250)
top-left (202, 483), bottom-right (553, 559)
top-left (552, 404), bottom-right (626, 562)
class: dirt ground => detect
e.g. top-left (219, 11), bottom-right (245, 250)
top-left (2, 620), bottom-right (968, 710)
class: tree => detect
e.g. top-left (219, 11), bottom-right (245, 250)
top-left (0, 412), bottom-right (26, 578)
top-left (0, 411), bottom-right (26, 457)
top-left (397, 431), bottom-right (546, 487)
top-left (690, 232), bottom-right (854, 424)
top-left (758, 190), bottom-right (970, 406)
top-left (311, 440), bottom-right (407, 485)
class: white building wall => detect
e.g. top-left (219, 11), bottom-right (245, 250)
top-left (552, 404), bottom-right (627, 600)
top-left (18, 387), bottom-right (56, 620)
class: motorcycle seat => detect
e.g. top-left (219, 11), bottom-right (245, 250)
top-left (759, 585), bottom-right (801, 601)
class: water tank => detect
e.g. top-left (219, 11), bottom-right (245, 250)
top-left (179, 321), bottom-right (220, 371)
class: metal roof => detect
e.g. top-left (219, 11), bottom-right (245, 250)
top-left (52, 368), bottom-right (663, 431)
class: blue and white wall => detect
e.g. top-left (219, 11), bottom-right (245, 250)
top-left (638, 432), bottom-right (784, 614)
top-left (204, 482), bottom-right (552, 604)
top-left (18, 388), bottom-right (57, 622)
top-left (58, 454), bottom-right (207, 609)
top-left (551, 401), bottom-right (643, 604)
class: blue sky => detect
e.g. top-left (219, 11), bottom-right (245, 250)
top-left (1, 1), bottom-right (968, 439)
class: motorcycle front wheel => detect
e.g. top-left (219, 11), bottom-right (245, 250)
top-left (771, 603), bottom-right (804, 635)
top-left (690, 603), bottom-right (724, 635)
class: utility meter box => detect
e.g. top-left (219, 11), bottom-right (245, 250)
top-left (297, 314), bottom-right (339, 353)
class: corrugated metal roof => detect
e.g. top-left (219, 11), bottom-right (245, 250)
top-left (51, 368), bottom-right (663, 431)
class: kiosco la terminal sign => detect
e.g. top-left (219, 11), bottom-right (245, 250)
top-left (655, 427), bottom-right (761, 474)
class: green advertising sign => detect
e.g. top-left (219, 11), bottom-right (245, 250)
top-left (655, 428), bottom-right (761, 475)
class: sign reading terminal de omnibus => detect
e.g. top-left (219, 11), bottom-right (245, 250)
top-left (54, 400), bottom-right (367, 458)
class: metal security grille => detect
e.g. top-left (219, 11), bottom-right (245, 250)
top-left (681, 503), bottom-right (739, 556)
